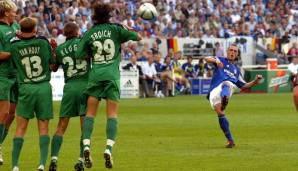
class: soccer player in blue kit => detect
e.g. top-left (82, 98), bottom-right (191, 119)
top-left (205, 44), bottom-right (263, 148)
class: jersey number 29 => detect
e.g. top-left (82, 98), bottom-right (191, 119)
top-left (93, 39), bottom-right (115, 64)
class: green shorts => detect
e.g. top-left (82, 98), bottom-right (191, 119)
top-left (60, 80), bottom-right (88, 118)
top-left (9, 78), bottom-right (18, 104)
top-left (85, 79), bottom-right (120, 101)
top-left (0, 76), bottom-right (14, 101)
top-left (16, 82), bottom-right (53, 120)
top-left (0, 76), bottom-right (18, 103)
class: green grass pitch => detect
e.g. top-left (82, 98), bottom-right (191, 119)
top-left (2, 93), bottom-right (298, 171)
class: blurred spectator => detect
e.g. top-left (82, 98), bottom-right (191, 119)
top-left (150, 41), bottom-right (160, 54)
top-left (264, 44), bottom-right (273, 59)
top-left (288, 56), bottom-right (298, 86)
top-left (219, 22), bottom-right (232, 38)
top-left (160, 56), bottom-right (175, 96)
top-left (172, 51), bottom-right (190, 94)
top-left (65, 1), bottom-right (79, 16)
top-left (122, 14), bottom-right (134, 27)
top-left (122, 46), bottom-right (134, 60)
top-left (142, 55), bottom-right (158, 97)
top-left (8, 0), bottom-right (297, 40)
top-left (274, 50), bottom-right (288, 64)
top-left (181, 56), bottom-right (196, 80)
top-left (205, 63), bottom-right (215, 78)
top-left (214, 42), bottom-right (224, 57)
top-left (138, 42), bottom-right (151, 61)
top-left (37, 20), bottom-right (50, 37)
top-left (288, 43), bottom-right (298, 56)
top-left (194, 58), bottom-right (205, 77)
top-left (154, 54), bottom-right (165, 97)
top-left (256, 50), bottom-right (266, 65)
top-left (122, 55), bottom-right (147, 98)
top-left (50, 28), bottom-right (59, 42)
top-left (194, 58), bottom-right (215, 78)
top-left (266, 21), bottom-right (281, 38)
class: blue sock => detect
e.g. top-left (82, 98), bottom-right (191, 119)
top-left (218, 115), bottom-right (233, 142)
top-left (221, 84), bottom-right (230, 97)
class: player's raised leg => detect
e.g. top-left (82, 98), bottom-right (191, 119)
top-left (82, 96), bottom-right (100, 168)
top-left (220, 82), bottom-right (232, 110)
top-left (208, 82), bottom-right (235, 148)
top-left (12, 116), bottom-right (29, 171)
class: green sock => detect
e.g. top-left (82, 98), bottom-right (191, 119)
top-left (12, 137), bottom-right (24, 167)
top-left (0, 124), bottom-right (4, 144)
top-left (79, 135), bottom-right (83, 158)
top-left (51, 135), bottom-right (63, 159)
top-left (0, 128), bottom-right (8, 144)
top-left (82, 117), bottom-right (94, 149)
top-left (106, 118), bottom-right (118, 153)
top-left (39, 135), bottom-right (50, 166)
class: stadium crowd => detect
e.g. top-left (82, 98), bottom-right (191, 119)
top-left (13, 0), bottom-right (298, 40)
top-left (12, 0), bottom-right (298, 97)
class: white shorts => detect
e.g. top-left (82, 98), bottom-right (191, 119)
top-left (209, 81), bottom-right (237, 109)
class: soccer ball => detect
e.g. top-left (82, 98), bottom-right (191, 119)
top-left (137, 3), bottom-right (158, 20)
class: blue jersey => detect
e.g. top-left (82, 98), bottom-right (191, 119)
top-left (209, 57), bottom-right (246, 93)
top-left (181, 62), bottom-right (195, 78)
top-left (161, 63), bottom-right (173, 71)
top-left (154, 62), bottom-right (163, 73)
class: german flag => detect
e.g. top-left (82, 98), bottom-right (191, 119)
top-left (167, 38), bottom-right (179, 53)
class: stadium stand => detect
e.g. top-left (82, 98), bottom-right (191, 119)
top-left (16, 0), bottom-right (298, 97)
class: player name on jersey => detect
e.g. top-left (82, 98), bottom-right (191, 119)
top-left (223, 68), bottom-right (237, 80)
top-left (24, 74), bottom-right (46, 82)
top-left (19, 46), bottom-right (40, 56)
top-left (60, 44), bottom-right (78, 56)
top-left (90, 30), bottom-right (112, 41)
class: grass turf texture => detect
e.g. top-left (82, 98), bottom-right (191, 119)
top-left (1, 93), bottom-right (298, 171)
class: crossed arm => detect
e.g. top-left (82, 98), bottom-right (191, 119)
top-left (0, 52), bottom-right (11, 60)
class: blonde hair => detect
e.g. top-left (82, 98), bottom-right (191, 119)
top-left (0, 0), bottom-right (17, 18)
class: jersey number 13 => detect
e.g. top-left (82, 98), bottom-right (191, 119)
top-left (21, 56), bottom-right (43, 78)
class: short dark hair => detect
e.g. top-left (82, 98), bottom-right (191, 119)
top-left (20, 17), bottom-right (37, 33)
top-left (63, 22), bottom-right (79, 38)
top-left (92, 3), bottom-right (112, 25)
